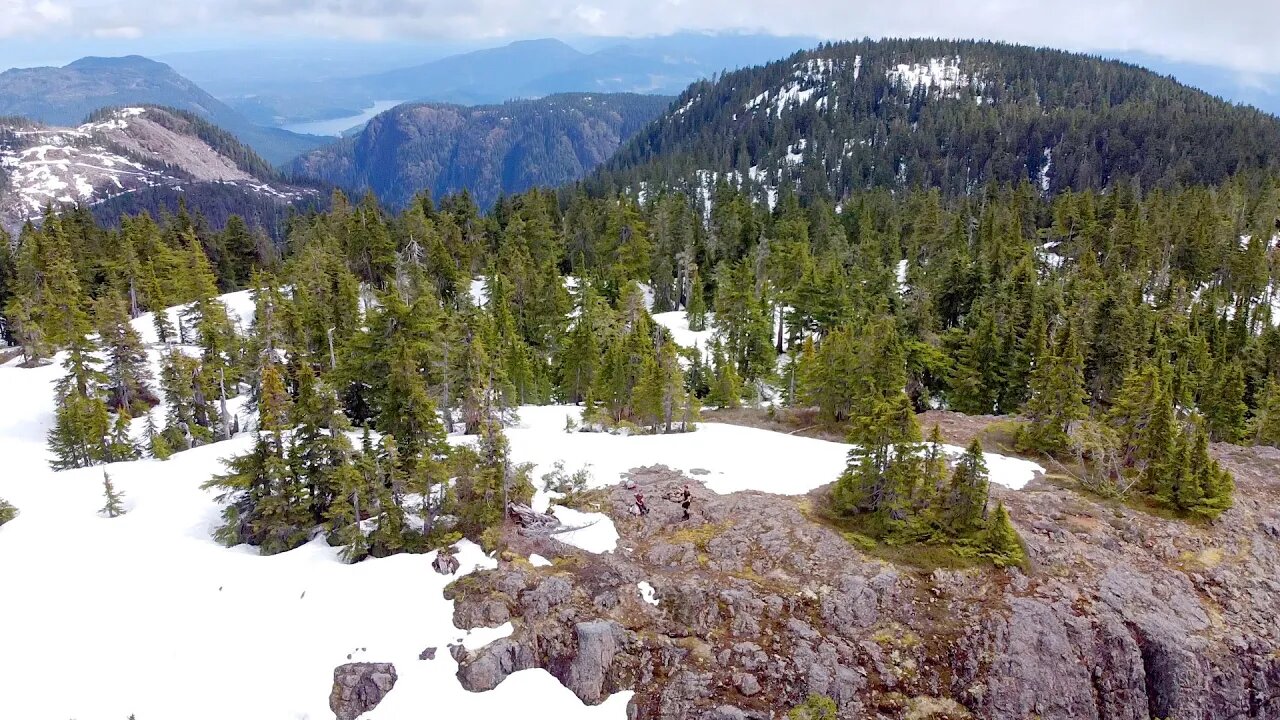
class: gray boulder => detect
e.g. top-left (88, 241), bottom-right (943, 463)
top-left (329, 662), bottom-right (397, 720)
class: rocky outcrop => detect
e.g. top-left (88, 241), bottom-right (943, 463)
top-left (446, 435), bottom-right (1280, 720)
top-left (329, 662), bottom-right (397, 720)
top-left (433, 551), bottom-right (460, 575)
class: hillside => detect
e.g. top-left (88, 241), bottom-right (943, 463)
top-left (0, 106), bottom-right (316, 234)
top-left (0, 56), bottom-right (326, 165)
top-left (592, 38), bottom-right (1280, 201)
top-left (290, 93), bottom-right (671, 208)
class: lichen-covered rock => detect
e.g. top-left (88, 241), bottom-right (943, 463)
top-left (329, 662), bottom-right (396, 720)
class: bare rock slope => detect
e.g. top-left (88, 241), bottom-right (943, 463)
top-left (446, 427), bottom-right (1280, 719)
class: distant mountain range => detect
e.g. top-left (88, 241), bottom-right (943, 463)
top-left (0, 56), bottom-right (326, 165)
top-left (210, 35), bottom-right (819, 128)
top-left (593, 38), bottom-right (1280, 203)
top-left (0, 106), bottom-right (316, 235)
top-left (289, 93), bottom-right (671, 209)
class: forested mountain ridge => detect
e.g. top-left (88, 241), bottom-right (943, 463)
top-left (590, 38), bottom-right (1280, 202)
top-left (289, 93), bottom-right (671, 209)
top-left (0, 56), bottom-right (326, 165)
top-left (0, 106), bottom-right (318, 236)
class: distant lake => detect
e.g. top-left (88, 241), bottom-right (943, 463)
top-left (283, 100), bottom-right (403, 136)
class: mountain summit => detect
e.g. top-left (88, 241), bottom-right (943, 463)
top-left (594, 38), bottom-right (1280, 202)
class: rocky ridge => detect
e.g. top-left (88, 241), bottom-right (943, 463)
top-left (442, 420), bottom-right (1280, 719)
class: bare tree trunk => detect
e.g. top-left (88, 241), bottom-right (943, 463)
top-left (441, 342), bottom-right (453, 433)
top-left (327, 327), bottom-right (337, 371)
top-left (128, 277), bottom-right (139, 319)
top-left (775, 304), bottom-right (784, 353)
top-left (219, 368), bottom-right (231, 441)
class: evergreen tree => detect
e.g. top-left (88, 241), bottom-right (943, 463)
top-left (100, 471), bottom-right (126, 518)
top-left (95, 295), bottom-right (155, 412)
top-left (983, 502), bottom-right (1024, 566)
top-left (1202, 360), bottom-right (1248, 443)
top-left (944, 439), bottom-right (990, 536)
top-left (1250, 379), bottom-right (1280, 447)
top-left (686, 266), bottom-right (708, 332)
top-left (1020, 321), bottom-right (1088, 455)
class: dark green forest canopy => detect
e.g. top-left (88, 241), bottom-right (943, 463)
top-left (589, 38), bottom-right (1280, 200)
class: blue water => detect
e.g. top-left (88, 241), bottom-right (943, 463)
top-left (282, 100), bottom-right (403, 136)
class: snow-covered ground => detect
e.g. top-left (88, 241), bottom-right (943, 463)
top-left (508, 405), bottom-right (1043, 498)
top-left (0, 296), bottom-right (631, 720)
top-left (0, 291), bottom-right (1043, 719)
top-left (652, 310), bottom-right (714, 360)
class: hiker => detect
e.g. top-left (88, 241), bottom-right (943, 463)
top-left (635, 490), bottom-right (650, 516)
top-left (680, 484), bottom-right (692, 521)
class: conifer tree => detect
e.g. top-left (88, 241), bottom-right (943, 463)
top-left (1250, 379), bottom-right (1280, 447)
top-left (47, 338), bottom-right (112, 470)
top-left (984, 502), bottom-right (1024, 566)
top-left (104, 408), bottom-right (140, 463)
top-left (144, 411), bottom-right (171, 460)
top-left (95, 295), bottom-right (155, 412)
top-left (100, 471), bottom-right (126, 518)
top-left (1203, 360), bottom-right (1248, 443)
top-left (945, 439), bottom-right (990, 536)
top-left (686, 266), bottom-right (708, 332)
top-left (835, 392), bottom-right (923, 535)
top-left (1020, 321), bottom-right (1088, 455)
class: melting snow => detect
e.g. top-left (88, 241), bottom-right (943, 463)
top-left (637, 581), bottom-right (659, 606)
top-left (887, 56), bottom-right (975, 98)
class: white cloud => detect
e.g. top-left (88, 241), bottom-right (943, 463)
top-left (1, 0), bottom-right (1279, 75)
top-left (92, 25), bottom-right (143, 39)
top-left (0, 0), bottom-right (71, 36)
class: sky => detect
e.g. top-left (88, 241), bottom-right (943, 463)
top-left (1, 0), bottom-right (1276, 89)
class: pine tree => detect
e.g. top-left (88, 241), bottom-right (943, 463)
top-left (95, 295), bottom-right (155, 412)
top-left (104, 408), bottom-right (140, 463)
top-left (944, 438), bottom-right (990, 536)
top-left (100, 470), bottom-right (126, 518)
top-left (984, 502), bottom-right (1024, 566)
top-left (835, 391), bottom-right (923, 536)
top-left (47, 338), bottom-right (112, 470)
top-left (1203, 360), bottom-right (1248, 443)
top-left (686, 266), bottom-right (708, 332)
top-left (1250, 379), bottom-right (1280, 447)
top-left (144, 411), bottom-right (172, 460)
top-left (1020, 321), bottom-right (1088, 455)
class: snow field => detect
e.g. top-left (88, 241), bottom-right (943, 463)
top-left (0, 289), bottom-right (1044, 719)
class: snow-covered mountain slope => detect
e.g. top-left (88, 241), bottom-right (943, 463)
top-left (0, 106), bottom-right (313, 234)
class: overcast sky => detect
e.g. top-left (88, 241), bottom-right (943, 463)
top-left (1, 0), bottom-right (1274, 76)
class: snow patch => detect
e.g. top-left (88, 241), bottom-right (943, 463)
top-left (887, 56), bottom-right (976, 98)
top-left (637, 581), bottom-right (659, 606)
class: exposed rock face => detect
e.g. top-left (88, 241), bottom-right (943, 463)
top-left (447, 433), bottom-right (1280, 720)
top-left (329, 662), bottom-right (397, 720)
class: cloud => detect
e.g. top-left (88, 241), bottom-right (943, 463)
top-left (1, 0), bottom-right (1278, 75)
top-left (0, 0), bottom-right (71, 36)
top-left (92, 25), bottom-right (143, 39)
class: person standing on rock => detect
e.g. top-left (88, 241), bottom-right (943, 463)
top-left (635, 490), bottom-right (649, 516)
top-left (680, 484), bottom-right (692, 521)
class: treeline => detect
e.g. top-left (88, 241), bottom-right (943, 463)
top-left (593, 38), bottom-right (1280, 201)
